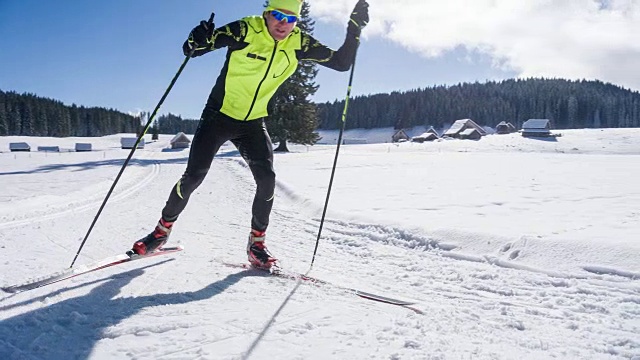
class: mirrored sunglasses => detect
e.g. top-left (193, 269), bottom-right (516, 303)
top-left (271, 10), bottom-right (298, 23)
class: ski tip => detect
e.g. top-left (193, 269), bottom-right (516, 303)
top-left (158, 245), bottom-right (184, 252)
top-left (159, 245), bottom-right (184, 253)
top-left (354, 290), bottom-right (418, 306)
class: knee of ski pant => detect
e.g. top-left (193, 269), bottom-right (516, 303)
top-left (257, 177), bottom-right (275, 201)
top-left (252, 164), bottom-right (275, 200)
top-left (179, 168), bottom-right (209, 193)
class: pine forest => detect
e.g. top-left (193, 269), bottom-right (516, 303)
top-left (318, 78), bottom-right (640, 130)
top-left (2, 77), bottom-right (640, 139)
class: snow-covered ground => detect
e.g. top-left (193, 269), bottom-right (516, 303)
top-left (0, 128), bottom-right (639, 359)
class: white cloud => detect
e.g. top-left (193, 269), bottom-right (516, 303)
top-left (308, 0), bottom-right (640, 90)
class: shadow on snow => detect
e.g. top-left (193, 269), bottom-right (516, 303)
top-left (0, 158), bottom-right (191, 176)
top-left (0, 147), bottom-right (245, 176)
top-left (0, 263), bottom-right (254, 360)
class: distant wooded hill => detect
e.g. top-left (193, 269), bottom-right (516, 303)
top-left (317, 78), bottom-right (640, 130)
top-left (3, 78), bottom-right (640, 137)
top-left (0, 90), bottom-right (140, 137)
top-left (0, 90), bottom-right (200, 137)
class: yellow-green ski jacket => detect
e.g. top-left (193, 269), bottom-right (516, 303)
top-left (182, 15), bottom-right (358, 121)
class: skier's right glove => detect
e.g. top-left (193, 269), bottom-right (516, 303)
top-left (187, 18), bottom-right (215, 53)
top-left (348, 0), bottom-right (369, 36)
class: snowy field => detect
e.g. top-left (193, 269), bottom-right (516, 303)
top-left (0, 128), bottom-right (639, 359)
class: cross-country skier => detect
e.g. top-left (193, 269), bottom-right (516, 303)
top-left (131, 0), bottom-right (369, 268)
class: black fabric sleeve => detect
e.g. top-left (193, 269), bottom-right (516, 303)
top-left (182, 20), bottom-right (248, 57)
top-left (296, 31), bottom-right (359, 72)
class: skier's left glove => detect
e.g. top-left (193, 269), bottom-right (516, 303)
top-left (187, 17), bottom-right (215, 53)
top-left (348, 0), bottom-right (369, 36)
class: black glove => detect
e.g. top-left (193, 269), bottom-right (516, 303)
top-left (348, 0), bottom-right (369, 35)
top-left (187, 15), bottom-right (215, 51)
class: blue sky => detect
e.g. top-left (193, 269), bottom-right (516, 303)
top-left (1, 0), bottom-right (638, 119)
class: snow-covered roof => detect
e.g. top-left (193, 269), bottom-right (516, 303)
top-left (9, 142), bottom-right (30, 150)
top-left (426, 126), bottom-right (438, 135)
top-left (444, 119), bottom-right (486, 136)
top-left (415, 132), bottom-right (438, 139)
top-left (170, 132), bottom-right (191, 144)
top-left (522, 119), bottom-right (550, 130)
top-left (444, 120), bottom-right (466, 135)
top-left (460, 128), bottom-right (479, 136)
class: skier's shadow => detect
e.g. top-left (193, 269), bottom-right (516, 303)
top-left (241, 274), bottom-right (304, 360)
top-left (0, 262), bottom-right (249, 360)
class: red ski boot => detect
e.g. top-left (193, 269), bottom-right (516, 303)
top-left (132, 218), bottom-right (173, 255)
top-left (247, 230), bottom-right (277, 269)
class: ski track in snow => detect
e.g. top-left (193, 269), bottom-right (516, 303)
top-left (0, 157), bottom-right (161, 230)
top-left (0, 134), bottom-right (639, 359)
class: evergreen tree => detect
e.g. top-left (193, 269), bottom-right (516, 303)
top-left (70, 104), bottom-right (82, 136)
top-left (565, 95), bottom-right (577, 129)
top-left (34, 104), bottom-right (48, 136)
top-left (267, 2), bottom-right (320, 152)
top-left (20, 99), bottom-right (34, 136)
top-left (0, 90), bottom-right (7, 136)
top-left (59, 106), bottom-right (72, 136)
top-left (8, 102), bottom-right (21, 135)
top-left (152, 125), bottom-right (159, 140)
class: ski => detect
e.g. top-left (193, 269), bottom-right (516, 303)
top-left (223, 262), bottom-right (328, 285)
top-left (223, 262), bottom-right (423, 314)
top-left (1, 246), bottom-right (184, 294)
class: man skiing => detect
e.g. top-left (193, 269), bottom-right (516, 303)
top-left (131, 0), bottom-right (369, 269)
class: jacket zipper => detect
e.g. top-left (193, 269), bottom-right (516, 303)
top-left (244, 41), bottom-right (278, 120)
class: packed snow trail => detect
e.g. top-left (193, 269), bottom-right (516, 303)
top-left (0, 133), bottom-right (639, 359)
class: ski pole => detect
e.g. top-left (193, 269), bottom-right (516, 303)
top-left (69, 12), bottom-right (215, 268)
top-left (309, 46), bottom-right (360, 269)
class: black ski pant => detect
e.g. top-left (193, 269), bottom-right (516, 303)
top-left (161, 109), bottom-right (275, 232)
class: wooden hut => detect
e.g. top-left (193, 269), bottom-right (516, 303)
top-left (170, 132), bottom-right (191, 149)
top-left (37, 146), bottom-right (60, 152)
top-left (411, 130), bottom-right (439, 143)
top-left (9, 142), bottom-right (31, 152)
top-left (75, 143), bottom-right (93, 152)
top-left (496, 121), bottom-right (516, 134)
top-left (459, 128), bottom-right (482, 140)
top-left (392, 129), bottom-right (410, 143)
top-left (121, 137), bottom-right (145, 149)
top-left (521, 119), bottom-right (552, 137)
top-left (443, 119), bottom-right (486, 139)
